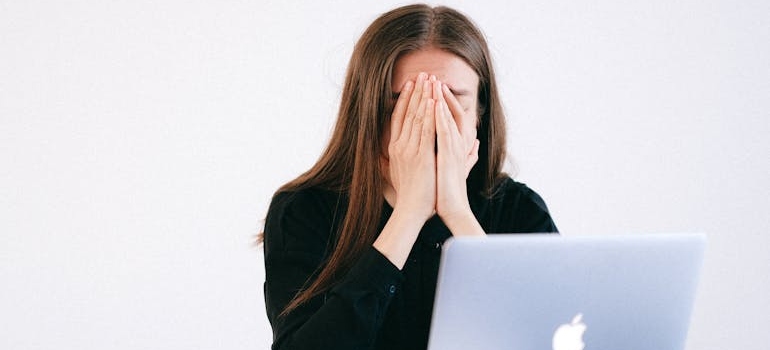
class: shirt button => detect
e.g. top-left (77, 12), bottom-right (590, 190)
top-left (434, 242), bottom-right (441, 249)
top-left (388, 285), bottom-right (396, 294)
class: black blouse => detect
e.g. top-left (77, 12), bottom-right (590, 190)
top-left (263, 177), bottom-right (558, 350)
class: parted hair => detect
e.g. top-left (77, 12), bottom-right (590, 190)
top-left (265, 4), bottom-right (508, 317)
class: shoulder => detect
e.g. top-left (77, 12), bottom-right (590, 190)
top-left (476, 176), bottom-right (558, 233)
top-left (268, 186), bottom-right (342, 220)
top-left (492, 177), bottom-right (551, 213)
top-left (264, 186), bottom-right (346, 257)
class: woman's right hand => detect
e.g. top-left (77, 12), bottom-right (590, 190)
top-left (386, 72), bottom-right (437, 223)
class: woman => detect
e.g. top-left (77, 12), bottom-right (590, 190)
top-left (262, 4), bottom-right (557, 349)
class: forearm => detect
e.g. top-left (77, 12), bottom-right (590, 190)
top-left (441, 209), bottom-right (485, 237)
top-left (372, 207), bottom-right (426, 269)
top-left (267, 247), bottom-right (403, 350)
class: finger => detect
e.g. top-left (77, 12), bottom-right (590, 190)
top-left (402, 76), bottom-right (431, 143)
top-left (442, 83), bottom-right (475, 151)
top-left (468, 138), bottom-right (480, 158)
top-left (431, 75), bottom-right (441, 101)
top-left (403, 72), bottom-right (428, 133)
top-left (441, 83), bottom-right (466, 131)
top-left (438, 84), bottom-right (454, 143)
top-left (423, 75), bottom-right (434, 100)
top-left (449, 111), bottom-right (465, 151)
top-left (435, 98), bottom-right (451, 153)
top-left (389, 80), bottom-right (414, 143)
top-left (465, 139), bottom-right (480, 175)
top-left (441, 95), bottom-right (453, 131)
top-left (438, 97), bottom-right (468, 157)
top-left (430, 75), bottom-right (441, 101)
top-left (407, 98), bottom-right (429, 152)
top-left (440, 94), bottom-right (462, 138)
top-left (420, 97), bottom-right (436, 154)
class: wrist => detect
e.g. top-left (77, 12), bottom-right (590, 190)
top-left (439, 208), bottom-right (485, 237)
top-left (438, 206), bottom-right (472, 227)
top-left (392, 204), bottom-right (433, 226)
top-left (373, 205), bottom-right (429, 270)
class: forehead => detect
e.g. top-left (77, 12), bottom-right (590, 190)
top-left (391, 48), bottom-right (479, 94)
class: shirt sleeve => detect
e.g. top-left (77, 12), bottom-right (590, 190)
top-left (263, 190), bottom-right (404, 350)
top-left (497, 180), bottom-right (559, 234)
top-left (517, 185), bottom-right (558, 233)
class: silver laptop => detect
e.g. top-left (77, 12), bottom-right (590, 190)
top-left (427, 233), bottom-right (706, 350)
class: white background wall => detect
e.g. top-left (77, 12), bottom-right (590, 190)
top-left (1, 0), bottom-right (768, 349)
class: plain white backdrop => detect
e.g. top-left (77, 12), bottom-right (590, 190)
top-left (1, 0), bottom-right (768, 349)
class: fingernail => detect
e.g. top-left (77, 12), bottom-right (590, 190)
top-left (430, 75), bottom-right (437, 81)
top-left (418, 72), bottom-right (427, 80)
top-left (404, 81), bottom-right (413, 90)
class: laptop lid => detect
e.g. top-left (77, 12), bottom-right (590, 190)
top-left (427, 233), bottom-right (706, 350)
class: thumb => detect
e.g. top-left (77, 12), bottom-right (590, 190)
top-left (465, 139), bottom-right (480, 175)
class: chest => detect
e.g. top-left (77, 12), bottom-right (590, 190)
top-left (375, 218), bottom-right (452, 349)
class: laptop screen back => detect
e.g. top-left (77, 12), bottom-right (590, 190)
top-left (427, 234), bottom-right (706, 350)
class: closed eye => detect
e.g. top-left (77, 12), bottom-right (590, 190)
top-left (448, 87), bottom-right (470, 96)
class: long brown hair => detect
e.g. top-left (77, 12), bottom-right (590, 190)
top-left (266, 4), bottom-right (508, 316)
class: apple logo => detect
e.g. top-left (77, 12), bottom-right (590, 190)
top-left (552, 313), bottom-right (587, 350)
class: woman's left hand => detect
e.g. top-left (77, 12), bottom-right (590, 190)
top-left (433, 79), bottom-right (481, 230)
